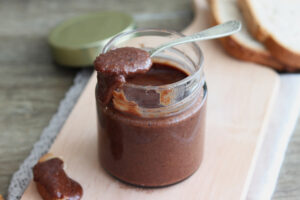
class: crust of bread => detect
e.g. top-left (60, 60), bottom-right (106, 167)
top-left (265, 36), bottom-right (300, 69)
top-left (209, 0), bottom-right (284, 71)
top-left (219, 36), bottom-right (284, 71)
top-left (239, 0), bottom-right (300, 69)
top-left (237, 0), bottom-right (268, 42)
top-left (0, 194), bottom-right (4, 200)
top-left (38, 153), bottom-right (55, 163)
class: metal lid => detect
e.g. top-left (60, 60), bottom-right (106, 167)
top-left (48, 11), bottom-right (135, 67)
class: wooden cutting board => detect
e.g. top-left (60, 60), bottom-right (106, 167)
top-left (21, 0), bottom-right (279, 199)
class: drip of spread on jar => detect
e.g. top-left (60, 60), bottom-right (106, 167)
top-left (94, 47), bottom-right (152, 106)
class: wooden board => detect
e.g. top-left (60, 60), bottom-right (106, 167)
top-left (21, 0), bottom-right (280, 199)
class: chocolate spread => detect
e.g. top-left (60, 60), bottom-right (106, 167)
top-left (94, 47), bottom-right (206, 187)
top-left (94, 47), bottom-right (152, 105)
top-left (33, 158), bottom-right (83, 200)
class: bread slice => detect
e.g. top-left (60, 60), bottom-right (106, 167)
top-left (209, 0), bottom-right (284, 71)
top-left (239, 0), bottom-right (300, 68)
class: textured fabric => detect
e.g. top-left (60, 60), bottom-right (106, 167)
top-left (247, 75), bottom-right (300, 200)
top-left (7, 69), bottom-right (92, 200)
top-left (7, 74), bottom-right (300, 200)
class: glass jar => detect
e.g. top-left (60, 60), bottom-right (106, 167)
top-left (95, 29), bottom-right (207, 187)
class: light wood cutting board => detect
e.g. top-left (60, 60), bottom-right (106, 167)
top-left (21, 0), bottom-right (280, 199)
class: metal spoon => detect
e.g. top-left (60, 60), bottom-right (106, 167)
top-left (149, 20), bottom-right (241, 57)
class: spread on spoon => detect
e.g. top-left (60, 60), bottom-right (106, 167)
top-left (94, 47), bottom-right (152, 105)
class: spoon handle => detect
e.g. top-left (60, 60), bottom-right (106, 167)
top-left (149, 20), bottom-right (241, 57)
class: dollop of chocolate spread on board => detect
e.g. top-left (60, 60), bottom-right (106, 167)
top-left (94, 47), bottom-right (152, 105)
top-left (33, 158), bottom-right (83, 200)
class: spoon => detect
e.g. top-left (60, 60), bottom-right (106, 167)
top-left (149, 20), bottom-right (241, 57)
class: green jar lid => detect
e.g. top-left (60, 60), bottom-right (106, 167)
top-left (48, 11), bottom-right (135, 67)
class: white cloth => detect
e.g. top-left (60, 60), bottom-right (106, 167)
top-left (7, 73), bottom-right (300, 200)
top-left (247, 75), bottom-right (300, 200)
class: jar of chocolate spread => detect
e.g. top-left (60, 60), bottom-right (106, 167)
top-left (95, 29), bottom-right (207, 187)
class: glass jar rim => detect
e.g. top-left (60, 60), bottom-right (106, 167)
top-left (102, 28), bottom-right (204, 90)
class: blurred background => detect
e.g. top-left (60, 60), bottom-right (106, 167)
top-left (0, 0), bottom-right (193, 196)
top-left (0, 0), bottom-right (299, 199)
